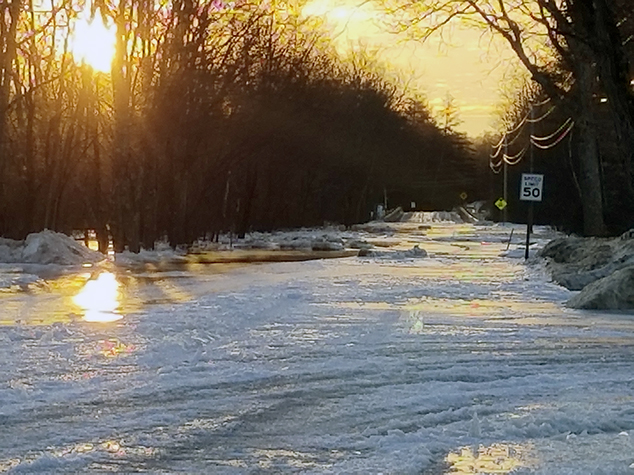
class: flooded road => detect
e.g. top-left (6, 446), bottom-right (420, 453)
top-left (1, 223), bottom-right (634, 473)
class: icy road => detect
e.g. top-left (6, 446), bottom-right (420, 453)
top-left (2, 222), bottom-right (634, 474)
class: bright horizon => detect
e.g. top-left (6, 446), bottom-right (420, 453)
top-left (302, 0), bottom-right (522, 137)
top-left (66, 0), bottom-right (520, 136)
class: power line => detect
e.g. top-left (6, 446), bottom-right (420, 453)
top-left (531, 117), bottom-right (573, 142)
top-left (526, 106), bottom-right (555, 123)
top-left (532, 97), bottom-right (552, 107)
top-left (503, 145), bottom-right (528, 165)
top-left (490, 97), bottom-right (553, 158)
top-left (531, 119), bottom-right (575, 149)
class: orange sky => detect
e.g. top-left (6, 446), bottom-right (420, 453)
top-left (302, 0), bottom-right (523, 137)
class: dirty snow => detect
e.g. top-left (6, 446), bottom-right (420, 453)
top-left (0, 230), bottom-right (105, 292)
top-left (0, 230), bottom-right (103, 266)
top-left (539, 233), bottom-right (634, 309)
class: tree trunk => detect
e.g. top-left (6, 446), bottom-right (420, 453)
top-left (576, 61), bottom-right (608, 236)
top-left (581, 0), bottom-right (634, 178)
top-left (237, 167), bottom-right (258, 238)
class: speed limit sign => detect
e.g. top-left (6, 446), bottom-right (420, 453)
top-left (520, 173), bottom-right (544, 202)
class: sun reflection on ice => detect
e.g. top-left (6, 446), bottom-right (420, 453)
top-left (73, 272), bottom-right (122, 322)
top-left (446, 443), bottom-right (532, 474)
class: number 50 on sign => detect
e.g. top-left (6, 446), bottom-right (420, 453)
top-left (520, 173), bottom-right (544, 202)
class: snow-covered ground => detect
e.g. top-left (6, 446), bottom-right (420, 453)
top-left (1, 217), bottom-right (634, 473)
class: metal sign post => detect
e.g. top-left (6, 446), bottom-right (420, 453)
top-left (519, 173), bottom-right (544, 259)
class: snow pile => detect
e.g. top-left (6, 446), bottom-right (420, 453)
top-left (0, 238), bottom-right (24, 262)
top-left (567, 266), bottom-right (634, 310)
top-left (0, 272), bottom-right (43, 292)
top-left (539, 236), bottom-right (634, 290)
top-left (22, 230), bottom-right (104, 265)
top-left (276, 233), bottom-right (345, 251)
top-left (362, 244), bottom-right (428, 259)
top-left (383, 206), bottom-right (405, 222)
top-left (463, 200), bottom-right (490, 221)
top-left (115, 248), bottom-right (188, 267)
top-left (402, 211), bottom-right (464, 224)
top-left (350, 222), bottom-right (396, 234)
top-left (539, 234), bottom-right (634, 309)
top-left (113, 228), bottom-right (374, 267)
top-left (0, 230), bottom-right (104, 265)
top-left (194, 228), bottom-right (370, 254)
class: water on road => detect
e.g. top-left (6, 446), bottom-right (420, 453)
top-left (2, 223), bottom-right (634, 473)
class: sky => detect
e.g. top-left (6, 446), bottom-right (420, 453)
top-left (302, 0), bottom-right (523, 137)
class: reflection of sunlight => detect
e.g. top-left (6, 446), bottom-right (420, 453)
top-left (446, 443), bottom-right (532, 474)
top-left (73, 272), bottom-right (122, 322)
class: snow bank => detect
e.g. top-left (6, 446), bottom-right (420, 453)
top-left (350, 222), bottom-right (396, 234)
top-left (194, 228), bottom-right (371, 254)
top-left (539, 233), bottom-right (634, 309)
top-left (115, 248), bottom-right (188, 267)
top-left (361, 245), bottom-right (428, 259)
top-left (0, 230), bottom-right (104, 266)
top-left (567, 266), bottom-right (634, 310)
top-left (0, 237), bottom-right (24, 262)
top-left (0, 272), bottom-right (42, 292)
top-left (276, 233), bottom-right (345, 251)
top-left (539, 236), bottom-right (634, 290)
top-left (115, 229), bottom-right (374, 266)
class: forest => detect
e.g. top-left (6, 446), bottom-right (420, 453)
top-left (0, 0), bottom-right (482, 253)
top-left (3, 0), bottom-right (634, 254)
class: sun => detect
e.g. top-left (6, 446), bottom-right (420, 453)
top-left (301, 0), bottom-right (381, 42)
top-left (70, 7), bottom-right (117, 73)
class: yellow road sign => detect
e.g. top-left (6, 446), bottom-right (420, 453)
top-left (495, 198), bottom-right (508, 210)
top-left (459, 192), bottom-right (468, 200)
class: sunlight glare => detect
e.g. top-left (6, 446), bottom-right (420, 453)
top-left (70, 5), bottom-right (116, 73)
top-left (73, 272), bottom-right (122, 322)
top-left (301, 0), bottom-right (379, 41)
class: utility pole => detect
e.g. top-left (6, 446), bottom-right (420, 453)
top-left (525, 105), bottom-right (535, 260)
top-left (503, 134), bottom-right (508, 223)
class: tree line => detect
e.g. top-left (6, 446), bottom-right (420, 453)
top-left (0, 0), bottom-right (480, 252)
top-left (386, 0), bottom-right (634, 236)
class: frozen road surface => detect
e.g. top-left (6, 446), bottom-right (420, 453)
top-left (2, 222), bottom-right (634, 473)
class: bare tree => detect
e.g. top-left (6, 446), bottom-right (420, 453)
top-left (384, 0), bottom-right (634, 235)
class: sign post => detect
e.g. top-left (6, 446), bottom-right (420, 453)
top-left (519, 173), bottom-right (544, 259)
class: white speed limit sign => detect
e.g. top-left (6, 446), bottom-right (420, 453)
top-left (520, 173), bottom-right (544, 202)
